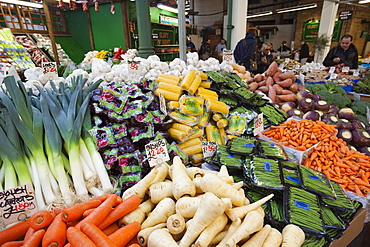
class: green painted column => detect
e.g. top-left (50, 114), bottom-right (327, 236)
top-left (226, 0), bottom-right (233, 50)
top-left (135, 0), bottom-right (155, 58)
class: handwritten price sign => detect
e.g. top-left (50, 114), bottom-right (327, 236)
top-left (223, 49), bottom-right (233, 64)
top-left (202, 141), bottom-right (217, 158)
top-left (159, 93), bottom-right (167, 115)
top-left (145, 139), bottom-right (170, 167)
top-left (0, 63), bottom-right (6, 77)
top-left (253, 113), bottom-right (264, 136)
top-left (42, 62), bottom-right (58, 81)
top-left (0, 184), bottom-right (38, 226)
top-left (128, 61), bottom-right (142, 75)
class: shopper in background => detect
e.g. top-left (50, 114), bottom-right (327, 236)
top-left (234, 29), bottom-right (257, 69)
top-left (186, 37), bottom-right (196, 52)
top-left (215, 38), bottom-right (227, 55)
top-left (198, 38), bottom-right (211, 60)
top-left (277, 41), bottom-right (291, 53)
top-left (255, 43), bottom-right (274, 74)
top-left (323, 34), bottom-right (358, 69)
top-left (299, 40), bottom-right (309, 65)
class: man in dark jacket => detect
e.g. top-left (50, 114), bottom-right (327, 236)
top-left (233, 29), bottom-right (257, 69)
top-left (323, 35), bottom-right (358, 69)
top-left (198, 38), bottom-right (211, 60)
top-left (299, 40), bottom-right (309, 65)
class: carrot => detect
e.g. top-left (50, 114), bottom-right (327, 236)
top-left (0, 241), bottom-right (24, 247)
top-left (62, 198), bottom-right (103, 222)
top-left (29, 210), bottom-right (54, 230)
top-left (127, 244), bottom-right (140, 247)
top-left (42, 213), bottom-right (67, 247)
top-left (0, 218), bottom-right (31, 246)
top-left (108, 222), bottom-right (141, 247)
top-left (80, 222), bottom-right (116, 247)
top-left (22, 228), bottom-right (46, 247)
top-left (82, 208), bottom-right (96, 218)
top-left (101, 222), bottom-right (120, 236)
top-left (66, 227), bottom-right (96, 247)
top-left (98, 194), bottom-right (140, 229)
top-left (24, 227), bottom-right (36, 242)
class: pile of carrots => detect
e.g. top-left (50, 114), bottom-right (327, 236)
top-left (0, 193), bottom-right (141, 247)
top-left (304, 135), bottom-right (370, 197)
top-left (262, 119), bottom-right (337, 151)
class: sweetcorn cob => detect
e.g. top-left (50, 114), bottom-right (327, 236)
top-left (157, 76), bottom-right (180, 85)
top-left (177, 137), bottom-right (202, 150)
top-left (212, 113), bottom-right (224, 122)
top-left (158, 82), bottom-right (182, 95)
top-left (157, 74), bottom-right (181, 83)
top-left (218, 127), bottom-right (228, 145)
top-left (191, 153), bottom-right (204, 164)
top-left (155, 88), bottom-right (180, 101)
top-left (181, 142), bottom-right (202, 156)
top-left (197, 87), bottom-right (218, 97)
top-left (168, 128), bottom-right (188, 142)
top-left (180, 96), bottom-right (204, 116)
top-left (172, 123), bottom-right (193, 136)
top-left (197, 108), bottom-right (211, 127)
top-left (206, 99), bottom-right (229, 114)
top-left (199, 81), bottom-right (211, 88)
top-left (188, 75), bottom-right (202, 95)
top-left (181, 69), bottom-right (196, 90)
top-left (216, 118), bottom-right (228, 128)
top-left (206, 124), bottom-right (223, 145)
top-left (198, 71), bottom-right (208, 80)
top-left (189, 126), bottom-right (204, 139)
top-left (167, 101), bottom-right (180, 110)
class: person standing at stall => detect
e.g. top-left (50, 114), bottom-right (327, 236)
top-left (277, 41), bottom-right (291, 53)
top-left (323, 34), bottom-right (358, 69)
top-left (198, 38), bottom-right (211, 60)
top-left (299, 40), bottom-right (309, 65)
top-left (186, 37), bottom-right (196, 52)
top-left (215, 38), bottom-right (227, 55)
top-left (255, 43), bottom-right (274, 74)
top-left (234, 29), bottom-right (257, 69)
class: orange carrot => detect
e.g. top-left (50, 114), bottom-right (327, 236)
top-left (127, 244), bottom-right (141, 247)
top-left (66, 227), bottom-right (96, 247)
top-left (0, 240), bottom-right (24, 247)
top-left (80, 222), bottom-right (116, 247)
top-left (108, 222), bottom-right (141, 247)
top-left (22, 228), bottom-right (46, 247)
top-left (29, 210), bottom-right (54, 230)
top-left (24, 227), bottom-right (36, 242)
top-left (101, 222), bottom-right (120, 236)
top-left (83, 208), bottom-right (96, 218)
top-left (42, 213), bottom-right (67, 247)
top-left (62, 198), bottom-right (103, 222)
top-left (98, 195), bottom-right (140, 229)
top-left (0, 218), bottom-right (31, 246)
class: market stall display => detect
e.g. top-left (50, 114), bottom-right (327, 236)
top-left (15, 35), bottom-right (52, 67)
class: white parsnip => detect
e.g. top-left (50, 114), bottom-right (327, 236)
top-left (210, 230), bottom-right (228, 246)
top-left (218, 165), bottom-right (234, 183)
top-left (121, 168), bottom-right (159, 200)
top-left (151, 163), bottom-right (170, 184)
top-left (120, 199), bottom-right (155, 225)
top-left (186, 167), bottom-right (205, 179)
top-left (216, 218), bottom-right (242, 247)
top-left (137, 223), bottom-right (167, 247)
top-left (192, 177), bottom-right (204, 194)
top-left (281, 224), bottom-right (305, 247)
top-left (241, 224), bottom-right (272, 247)
top-left (199, 173), bottom-right (246, 206)
top-left (195, 213), bottom-right (228, 247)
top-left (167, 214), bottom-right (186, 235)
top-left (175, 196), bottom-right (201, 218)
top-left (142, 197), bottom-right (176, 229)
top-left (231, 181), bottom-right (244, 190)
top-left (172, 156), bottom-right (196, 200)
top-left (262, 228), bottom-right (282, 247)
top-left (225, 210), bottom-right (264, 247)
top-left (148, 228), bottom-right (179, 247)
top-left (149, 180), bottom-right (173, 204)
top-left (179, 192), bottom-right (226, 247)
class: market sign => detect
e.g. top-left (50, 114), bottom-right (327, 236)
top-left (302, 20), bottom-right (343, 42)
top-left (339, 11), bottom-right (352, 20)
top-left (159, 14), bottom-right (178, 26)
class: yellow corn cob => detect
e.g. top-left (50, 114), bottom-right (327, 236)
top-left (158, 82), bottom-right (182, 95)
top-left (181, 142), bottom-right (202, 156)
top-left (189, 126), bottom-right (204, 139)
top-left (227, 135), bottom-right (237, 140)
top-left (155, 88), bottom-right (180, 101)
top-left (199, 81), bottom-right (211, 88)
top-left (212, 113), bottom-right (224, 122)
top-left (197, 109), bottom-right (211, 127)
top-left (158, 74), bottom-right (181, 83)
top-left (188, 75), bottom-right (202, 95)
top-left (167, 101), bottom-right (180, 110)
top-left (156, 77), bottom-right (180, 85)
top-left (198, 71), bottom-right (208, 80)
top-left (206, 124), bottom-right (223, 145)
top-left (217, 118), bottom-right (228, 128)
top-left (206, 99), bottom-right (229, 114)
top-left (181, 69), bottom-right (196, 90)
top-left (197, 93), bottom-right (218, 101)
top-left (191, 153), bottom-right (204, 164)
top-left (180, 96), bottom-right (204, 116)
top-left (178, 137), bottom-right (202, 150)
top-left (168, 128), bottom-right (188, 142)
top-left (218, 127), bottom-right (228, 145)
top-left (197, 87), bottom-right (218, 97)
top-left (169, 110), bottom-right (199, 126)
top-left (172, 123), bottom-right (193, 136)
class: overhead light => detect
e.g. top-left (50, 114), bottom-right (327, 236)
top-left (276, 3), bottom-right (317, 13)
top-left (0, 0), bottom-right (43, 8)
top-left (359, 0), bottom-right (370, 3)
top-left (247, 11), bottom-right (273, 18)
top-left (157, 3), bottom-right (188, 15)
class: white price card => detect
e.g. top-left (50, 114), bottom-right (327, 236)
top-left (0, 184), bottom-right (38, 226)
top-left (253, 113), bottom-right (264, 136)
top-left (145, 139), bottom-right (170, 167)
top-left (0, 63), bottom-right (7, 77)
top-left (299, 73), bottom-right (305, 86)
top-left (202, 141), bottom-right (217, 158)
top-left (314, 63), bottom-right (321, 70)
top-left (285, 58), bottom-right (290, 63)
top-left (367, 107), bottom-right (370, 124)
top-left (42, 62), bottom-right (58, 81)
top-left (128, 61), bottom-right (142, 75)
top-left (329, 73), bottom-right (338, 80)
top-left (353, 69), bottom-right (359, 77)
top-left (329, 67), bottom-right (336, 74)
top-left (295, 64), bottom-right (300, 70)
top-left (159, 93), bottom-right (167, 115)
top-left (353, 92), bottom-right (361, 102)
top-left (342, 66), bottom-right (350, 73)
top-left (222, 49), bottom-right (233, 64)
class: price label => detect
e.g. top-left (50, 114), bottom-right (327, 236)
top-left (353, 69), bottom-right (359, 77)
top-left (285, 58), bottom-right (290, 63)
top-left (314, 63), bottom-right (321, 70)
top-left (253, 113), bottom-right (264, 136)
top-left (0, 184), bottom-right (38, 226)
top-left (202, 141), bottom-right (217, 158)
top-left (159, 93), bottom-right (167, 115)
top-left (42, 62), bottom-right (58, 81)
top-left (295, 64), bottom-right (300, 70)
top-left (145, 139), bottom-right (169, 167)
top-left (222, 49), bottom-right (233, 64)
top-left (128, 61), bottom-right (142, 75)
top-left (329, 73), bottom-right (338, 80)
top-left (353, 92), bottom-right (361, 102)
top-left (342, 66), bottom-right (350, 73)
top-left (299, 73), bottom-right (305, 86)
top-left (367, 107), bottom-right (370, 124)
top-left (329, 67), bottom-right (335, 74)
top-left (0, 63), bottom-right (6, 77)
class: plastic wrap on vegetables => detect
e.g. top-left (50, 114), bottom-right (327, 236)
top-left (98, 88), bottom-right (128, 113)
top-left (179, 95), bottom-right (204, 116)
top-left (169, 109), bottom-right (200, 126)
top-left (226, 136), bottom-right (257, 155)
top-left (227, 113), bottom-right (248, 136)
top-left (250, 157), bottom-right (283, 190)
top-left (90, 126), bottom-right (115, 151)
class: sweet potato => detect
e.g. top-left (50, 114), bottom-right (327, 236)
top-left (298, 84), bottom-right (307, 91)
top-left (268, 85), bottom-right (276, 102)
top-left (254, 90), bottom-right (262, 94)
top-left (289, 83), bottom-right (299, 93)
top-left (265, 61), bottom-right (278, 77)
top-left (266, 77), bottom-right (274, 86)
top-left (272, 70), bottom-right (283, 82)
top-left (279, 71), bottom-right (296, 82)
top-left (254, 74), bottom-right (263, 82)
top-left (276, 78), bottom-right (293, 88)
top-left (246, 78), bottom-right (255, 85)
top-left (277, 94), bottom-right (297, 102)
top-left (231, 63), bottom-right (246, 74)
top-left (249, 82), bottom-right (259, 91)
top-left (281, 89), bottom-right (294, 95)
top-left (258, 80), bottom-right (266, 87)
top-left (258, 86), bottom-right (269, 93)
top-left (272, 84), bottom-right (283, 95)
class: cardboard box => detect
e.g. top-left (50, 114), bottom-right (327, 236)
top-left (330, 208), bottom-right (367, 247)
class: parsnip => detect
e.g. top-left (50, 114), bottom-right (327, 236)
top-left (281, 224), bottom-right (305, 247)
top-left (142, 197), bottom-right (176, 229)
top-left (137, 223), bottom-right (167, 247)
top-left (255, 206), bottom-right (266, 218)
top-left (199, 173), bottom-right (246, 206)
top-left (147, 228), bottom-right (179, 247)
top-left (195, 214), bottom-right (228, 247)
top-left (218, 165), bottom-right (234, 183)
top-left (192, 177), bottom-right (204, 194)
top-left (225, 210), bottom-right (264, 247)
top-left (231, 181), bottom-right (244, 190)
top-left (121, 167), bottom-right (158, 200)
top-left (151, 162), bottom-right (169, 184)
top-left (262, 228), bottom-right (282, 247)
top-left (241, 224), bottom-right (272, 247)
top-left (149, 180), bottom-right (173, 204)
top-left (172, 156), bottom-right (196, 200)
top-left (210, 230), bottom-right (228, 246)
top-left (179, 192), bottom-right (226, 247)
top-left (175, 196), bottom-right (201, 218)
top-left (216, 218), bottom-right (241, 247)
top-left (120, 199), bottom-right (155, 225)
top-left (186, 167), bottom-right (205, 179)
top-left (167, 214), bottom-right (186, 235)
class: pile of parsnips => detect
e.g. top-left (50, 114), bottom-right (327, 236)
top-left (120, 156), bottom-right (305, 247)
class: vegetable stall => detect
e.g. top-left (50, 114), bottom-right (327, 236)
top-left (0, 50), bottom-right (369, 247)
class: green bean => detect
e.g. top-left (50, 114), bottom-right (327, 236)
top-left (250, 157), bottom-right (283, 189)
top-left (299, 165), bottom-right (336, 199)
top-left (322, 181), bottom-right (355, 212)
top-left (321, 205), bottom-right (345, 228)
